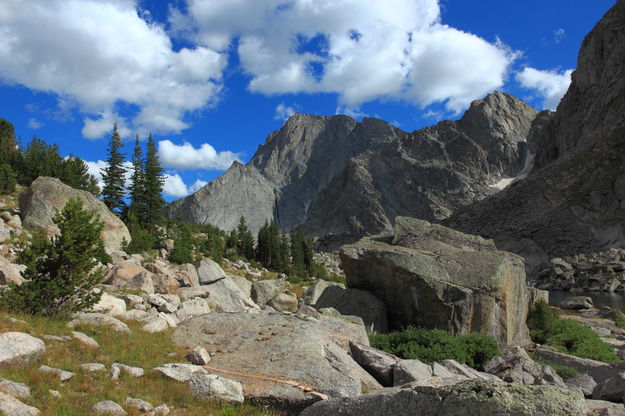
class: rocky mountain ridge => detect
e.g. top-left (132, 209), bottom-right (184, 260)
top-left (444, 0), bottom-right (625, 277)
top-left (169, 92), bottom-right (542, 241)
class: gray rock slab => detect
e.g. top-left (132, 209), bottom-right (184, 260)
top-left (0, 332), bottom-right (45, 367)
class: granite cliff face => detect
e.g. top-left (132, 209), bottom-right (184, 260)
top-left (444, 0), bottom-right (625, 274)
top-left (169, 92), bottom-right (540, 239)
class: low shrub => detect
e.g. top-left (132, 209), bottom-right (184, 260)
top-left (370, 326), bottom-right (499, 369)
top-left (606, 309), bottom-right (625, 328)
top-left (531, 353), bottom-right (579, 380)
top-left (527, 300), bottom-right (620, 364)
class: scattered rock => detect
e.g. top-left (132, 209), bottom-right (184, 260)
top-left (484, 346), bottom-right (566, 387)
top-left (49, 390), bottom-right (61, 398)
top-left (0, 332), bottom-right (45, 367)
top-left (178, 286), bottom-right (211, 301)
top-left (67, 313), bottom-right (130, 333)
top-left (39, 365), bottom-right (74, 381)
top-left (175, 298), bottom-right (211, 321)
top-left (567, 373), bottom-right (598, 397)
top-left (92, 400), bottom-right (127, 415)
top-left (195, 259), bottom-right (227, 285)
top-left (150, 273), bottom-right (180, 295)
top-left (110, 363), bottom-right (144, 379)
top-left (141, 316), bottom-right (169, 333)
top-left (201, 275), bottom-right (259, 312)
top-left (147, 294), bottom-right (179, 314)
top-left (188, 373), bottom-right (244, 404)
top-left (0, 391), bottom-right (40, 416)
top-left (592, 373), bottom-right (625, 402)
top-left (560, 296), bottom-right (594, 310)
top-left (118, 309), bottom-right (151, 322)
top-left (120, 272), bottom-right (155, 294)
top-left (71, 331), bottom-right (99, 348)
top-left (585, 400), bottom-right (625, 416)
top-left (0, 256), bottom-right (24, 286)
top-left (303, 280), bottom-right (345, 306)
top-left (267, 289), bottom-right (298, 313)
top-left (153, 363), bottom-right (207, 382)
top-left (349, 342), bottom-right (398, 387)
top-left (90, 292), bottom-right (127, 316)
top-left (0, 379), bottom-right (31, 399)
top-left (125, 397), bottom-right (153, 413)
top-left (185, 347), bottom-right (211, 365)
top-left (79, 363), bottom-right (106, 372)
top-left (150, 404), bottom-right (171, 416)
top-left (251, 279), bottom-right (287, 305)
top-left (176, 264), bottom-right (199, 287)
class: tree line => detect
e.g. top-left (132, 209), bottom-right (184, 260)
top-left (0, 118), bottom-right (98, 194)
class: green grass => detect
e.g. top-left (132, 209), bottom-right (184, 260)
top-left (0, 312), bottom-right (277, 416)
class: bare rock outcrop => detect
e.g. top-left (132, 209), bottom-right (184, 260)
top-left (19, 177), bottom-right (130, 249)
top-left (340, 217), bottom-right (530, 347)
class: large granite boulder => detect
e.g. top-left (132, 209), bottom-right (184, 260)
top-left (0, 332), bottom-right (45, 367)
top-left (19, 177), bottom-right (130, 249)
top-left (299, 379), bottom-right (588, 416)
top-left (340, 217), bottom-right (530, 347)
top-left (172, 312), bottom-right (381, 413)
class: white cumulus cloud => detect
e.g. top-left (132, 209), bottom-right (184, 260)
top-left (0, 0), bottom-right (226, 138)
top-left (274, 103), bottom-right (296, 120)
top-left (27, 118), bottom-right (43, 129)
top-left (163, 175), bottom-right (208, 197)
top-left (158, 139), bottom-right (240, 170)
top-left (175, 0), bottom-right (518, 113)
top-left (516, 67), bottom-right (573, 110)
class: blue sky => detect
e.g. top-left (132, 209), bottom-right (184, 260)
top-left (0, 0), bottom-right (615, 200)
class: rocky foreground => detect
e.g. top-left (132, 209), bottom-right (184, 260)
top-left (2, 187), bottom-right (625, 415)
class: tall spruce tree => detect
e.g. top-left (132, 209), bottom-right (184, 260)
top-left (236, 216), bottom-right (255, 260)
top-left (143, 133), bottom-right (165, 230)
top-left (291, 226), bottom-right (306, 277)
top-left (127, 134), bottom-right (146, 224)
top-left (101, 124), bottom-right (126, 215)
top-left (0, 118), bottom-right (20, 171)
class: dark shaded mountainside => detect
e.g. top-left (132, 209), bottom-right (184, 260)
top-left (444, 0), bottom-right (625, 276)
top-left (169, 91), bottom-right (545, 245)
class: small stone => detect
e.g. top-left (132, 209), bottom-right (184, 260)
top-left (151, 404), bottom-right (170, 415)
top-left (67, 313), bottom-right (130, 333)
top-left (153, 363), bottom-right (206, 382)
top-left (185, 347), bottom-right (211, 365)
top-left (111, 363), bottom-right (144, 380)
top-left (125, 397), bottom-right (153, 413)
top-left (187, 374), bottom-right (244, 403)
top-left (42, 334), bottom-right (70, 342)
top-left (49, 390), bottom-right (61, 398)
top-left (0, 379), bottom-right (31, 399)
top-left (39, 365), bottom-right (74, 382)
top-left (72, 331), bottom-right (99, 348)
top-left (80, 363), bottom-right (106, 372)
top-left (92, 400), bottom-right (127, 415)
top-left (141, 316), bottom-right (169, 333)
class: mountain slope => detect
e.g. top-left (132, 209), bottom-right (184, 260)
top-left (444, 0), bottom-right (625, 275)
top-left (169, 92), bottom-right (541, 239)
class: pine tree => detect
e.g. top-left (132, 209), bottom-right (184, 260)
top-left (0, 163), bottom-right (16, 193)
top-left (143, 133), bottom-right (165, 230)
top-left (291, 226), bottom-right (306, 277)
top-left (101, 124), bottom-right (126, 215)
top-left (169, 222), bottom-right (194, 264)
top-left (0, 198), bottom-right (105, 316)
top-left (61, 155), bottom-right (99, 195)
top-left (127, 134), bottom-right (146, 224)
top-left (236, 216), bottom-right (255, 260)
top-left (278, 233), bottom-right (291, 274)
top-left (0, 119), bottom-right (20, 172)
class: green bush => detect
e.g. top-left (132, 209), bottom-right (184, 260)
top-left (607, 309), bottom-right (625, 328)
top-left (526, 300), bottom-right (620, 363)
top-left (0, 198), bottom-right (104, 316)
top-left (123, 225), bottom-right (157, 254)
top-left (370, 326), bottom-right (499, 369)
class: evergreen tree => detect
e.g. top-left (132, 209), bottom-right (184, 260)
top-left (61, 155), bottom-right (99, 195)
top-left (127, 134), bottom-right (146, 224)
top-left (0, 163), bottom-right (16, 193)
top-left (236, 216), bottom-right (255, 260)
top-left (20, 137), bottom-right (63, 183)
top-left (0, 198), bottom-right (105, 316)
top-left (290, 226), bottom-right (306, 276)
top-left (169, 222), bottom-right (194, 264)
top-left (278, 233), bottom-right (291, 274)
top-left (143, 133), bottom-right (165, 230)
top-left (256, 221), bottom-right (270, 265)
top-left (101, 124), bottom-right (126, 215)
top-left (0, 118), bottom-right (20, 171)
